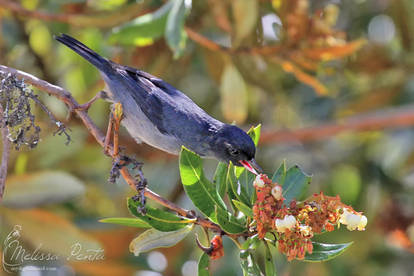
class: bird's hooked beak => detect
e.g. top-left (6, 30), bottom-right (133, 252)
top-left (240, 159), bottom-right (263, 175)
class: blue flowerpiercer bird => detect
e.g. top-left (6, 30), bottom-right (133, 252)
top-left (55, 34), bottom-right (261, 173)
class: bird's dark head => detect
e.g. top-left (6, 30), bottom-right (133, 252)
top-left (212, 125), bottom-right (262, 174)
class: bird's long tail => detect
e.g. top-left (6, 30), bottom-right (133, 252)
top-left (55, 34), bottom-right (112, 73)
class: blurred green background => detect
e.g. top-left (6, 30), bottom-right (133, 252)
top-left (0, 0), bottom-right (413, 275)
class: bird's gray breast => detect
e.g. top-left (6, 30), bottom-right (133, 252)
top-left (102, 76), bottom-right (182, 155)
top-left (120, 104), bottom-right (182, 155)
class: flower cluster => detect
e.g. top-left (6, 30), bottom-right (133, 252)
top-left (209, 235), bottom-right (224, 260)
top-left (252, 174), bottom-right (367, 261)
top-left (252, 174), bottom-right (284, 239)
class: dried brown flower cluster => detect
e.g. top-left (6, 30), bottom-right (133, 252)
top-left (209, 235), bottom-right (224, 260)
top-left (252, 174), bottom-right (367, 261)
top-left (276, 0), bottom-right (345, 49)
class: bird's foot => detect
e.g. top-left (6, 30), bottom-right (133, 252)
top-left (102, 102), bottom-right (122, 156)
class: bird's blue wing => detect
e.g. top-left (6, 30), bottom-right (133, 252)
top-left (115, 65), bottom-right (220, 143)
top-left (117, 67), bottom-right (170, 134)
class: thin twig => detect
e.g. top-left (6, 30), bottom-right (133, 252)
top-left (0, 64), bottom-right (222, 233)
top-left (29, 95), bottom-right (71, 145)
top-left (0, 65), bottom-right (105, 148)
top-left (0, 104), bottom-right (10, 200)
top-left (0, 0), bottom-right (145, 28)
top-left (185, 27), bottom-right (283, 55)
top-left (260, 105), bottom-right (414, 144)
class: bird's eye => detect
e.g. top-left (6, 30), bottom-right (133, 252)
top-left (229, 148), bottom-right (240, 156)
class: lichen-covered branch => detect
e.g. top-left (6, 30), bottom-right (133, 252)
top-left (0, 64), bottom-right (221, 233)
top-left (0, 103), bottom-right (10, 200)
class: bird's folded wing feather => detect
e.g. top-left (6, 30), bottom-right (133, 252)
top-left (114, 65), bottom-right (220, 141)
top-left (115, 67), bottom-right (169, 135)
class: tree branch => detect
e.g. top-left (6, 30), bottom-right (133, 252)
top-left (0, 103), bottom-right (10, 200)
top-left (0, 0), bottom-right (145, 28)
top-left (185, 27), bottom-right (282, 55)
top-left (0, 64), bottom-right (221, 232)
top-left (0, 1), bottom-right (282, 56)
top-left (260, 105), bottom-right (414, 144)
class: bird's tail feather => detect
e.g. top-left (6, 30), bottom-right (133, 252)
top-left (55, 34), bottom-right (112, 73)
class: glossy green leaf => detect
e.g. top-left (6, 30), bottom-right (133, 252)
top-left (165, 0), bottom-right (190, 58)
top-left (179, 147), bottom-right (227, 222)
top-left (271, 162), bottom-right (311, 205)
top-left (2, 171), bottom-right (84, 208)
top-left (264, 243), bottom-right (276, 276)
top-left (99, 217), bottom-right (151, 228)
top-left (247, 124), bottom-right (261, 147)
top-left (272, 160), bottom-right (286, 184)
top-left (214, 162), bottom-right (228, 199)
top-left (282, 165), bottom-right (312, 204)
top-left (198, 253), bottom-right (210, 276)
top-left (232, 199), bottom-right (253, 217)
top-left (215, 206), bottom-right (246, 234)
top-left (227, 163), bottom-right (251, 207)
top-left (129, 225), bottom-right (194, 256)
top-left (304, 242), bottom-right (353, 262)
top-left (238, 169), bottom-right (256, 205)
top-left (109, 1), bottom-right (173, 46)
top-left (127, 198), bottom-right (192, 231)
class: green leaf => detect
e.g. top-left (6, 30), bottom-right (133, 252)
top-left (88, 0), bottom-right (127, 11)
top-left (282, 165), bottom-right (312, 205)
top-left (215, 206), bottom-right (246, 234)
top-left (247, 124), bottom-right (261, 147)
top-left (129, 225), bottom-right (194, 256)
top-left (304, 242), bottom-right (353, 262)
top-left (232, 199), bottom-right (253, 217)
top-left (237, 169), bottom-right (256, 205)
top-left (272, 160), bottom-right (286, 184)
top-left (232, 0), bottom-right (259, 46)
top-left (240, 250), bottom-right (262, 276)
top-left (198, 253), bottom-right (210, 276)
top-left (99, 217), bottom-right (151, 228)
top-left (227, 163), bottom-right (251, 207)
top-left (220, 63), bottom-right (248, 125)
top-left (165, 0), bottom-right (190, 58)
top-left (214, 162), bottom-right (228, 199)
top-left (241, 234), bottom-right (259, 250)
top-left (331, 165), bottom-right (361, 203)
top-left (264, 243), bottom-right (276, 276)
top-left (109, 1), bottom-right (173, 46)
top-left (179, 147), bottom-right (226, 222)
top-left (271, 162), bottom-right (311, 205)
top-left (1, 171), bottom-right (84, 208)
top-left (127, 198), bottom-right (192, 231)
top-left (235, 124), bottom-right (261, 178)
